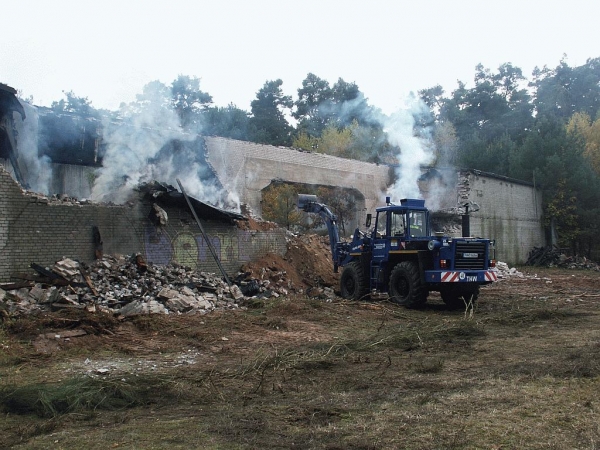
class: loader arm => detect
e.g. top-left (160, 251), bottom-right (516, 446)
top-left (297, 194), bottom-right (341, 270)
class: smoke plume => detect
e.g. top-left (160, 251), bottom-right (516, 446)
top-left (383, 95), bottom-right (435, 201)
top-left (91, 85), bottom-right (239, 210)
top-left (15, 101), bottom-right (53, 194)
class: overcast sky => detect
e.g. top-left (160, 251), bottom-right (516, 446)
top-left (2, 0), bottom-right (599, 114)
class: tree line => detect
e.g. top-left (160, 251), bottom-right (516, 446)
top-left (43, 56), bottom-right (600, 258)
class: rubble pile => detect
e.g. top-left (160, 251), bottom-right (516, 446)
top-left (0, 255), bottom-right (299, 318)
top-left (494, 261), bottom-right (524, 279)
top-left (526, 246), bottom-right (600, 271)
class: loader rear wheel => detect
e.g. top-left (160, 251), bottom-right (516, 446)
top-left (441, 284), bottom-right (480, 310)
top-left (340, 261), bottom-right (368, 300)
top-left (389, 261), bottom-right (427, 308)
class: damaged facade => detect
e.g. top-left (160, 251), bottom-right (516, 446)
top-left (0, 166), bottom-right (286, 283)
top-left (418, 168), bottom-right (544, 264)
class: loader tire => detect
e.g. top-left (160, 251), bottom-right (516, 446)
top-left (441, 284), bottom-right (480, 310)
top-left (389, 261), bottom-right (427, 308)
top-left (340, 261), bottom-right (368, 300)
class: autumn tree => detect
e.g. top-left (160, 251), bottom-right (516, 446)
top-left (315, 186), bottom-right (357, 237)
top-left (566, 112), bottom-right (600, 175)
top-left (261, 183), bottom-right (301, 230)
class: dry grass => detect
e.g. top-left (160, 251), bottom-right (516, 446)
top-left (1, 268), bottom-right (600, 449)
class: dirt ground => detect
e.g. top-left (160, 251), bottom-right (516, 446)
top-left (241, 233), bottom-right (341, 293)
top-left (1, 237), bottom-right (600, 448)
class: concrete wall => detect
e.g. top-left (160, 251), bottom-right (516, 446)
top-left (420, 169), bottom-right (545, 265)
top-left (0, 166), bottom-right (286, 283)
top-left (465, 171), bottom-right (544, 265)
top-left (205, 137), bottom-right (393, 221)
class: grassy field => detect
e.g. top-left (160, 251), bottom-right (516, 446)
top-left (1, 268), bottom-right (599, 449)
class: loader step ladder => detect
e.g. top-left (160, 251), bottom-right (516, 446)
top-left (370, 261), bottom-right (383, 291)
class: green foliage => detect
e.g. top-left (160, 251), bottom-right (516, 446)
top-left (566, 112), bottom-right (600, 175)
top-left (51, 91), bottom-right (99, 118)
top-left (171, 74), bottom-right (213, 128)
top-left (532, 56), bottom-right (600, 122)
top-left (317, 122), bottom-right (354, 157)
top-left (419, 59), bottom-right (600, 258)
top-left (120, 76), bottom-right (212, 130)
top-left (293, 73), bottom-right (334, 137)
top-left (544, 179), bottom-right (580, 248)
top-left (202, 104), bottom-right (249, 140)
top-left (292, 130), bottom-right (319, 151)
top-left (248, 79), bottom-right (293, 146)
top-left (293, 119), bottom-right (395, 163)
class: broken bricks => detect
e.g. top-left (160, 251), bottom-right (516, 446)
top-left (1, 254), bottom-right (297, 317)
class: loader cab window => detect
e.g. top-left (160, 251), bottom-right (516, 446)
top-left (376, 211), bottom-right (389, 238)
top-left (409, 211), bottom-right (427, 237)
top-left (391, 211), bottom-right (406, 236)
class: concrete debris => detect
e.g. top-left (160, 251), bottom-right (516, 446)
top-left (494, 262), bottom-right (524, 279)
top-left (53, 258), bottom-right (80, 280)
top-left (1, 254), bottom-right (299, 317)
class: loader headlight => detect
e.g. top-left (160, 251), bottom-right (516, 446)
top-left (428, 240), bottom-right (442, 251)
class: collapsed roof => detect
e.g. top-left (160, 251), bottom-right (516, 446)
top-left (137, 180), bottom-right (246, 224)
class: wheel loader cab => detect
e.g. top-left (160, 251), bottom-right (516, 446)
top-left (408, 211), bottom-right (427, 237)
top-left (373, 206), bottom-right (428, 240)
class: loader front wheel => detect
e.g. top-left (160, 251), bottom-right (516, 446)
top-left (389, 261), bottom-right (427, 308)
top-left (340, 261), bottom-right (368, 300)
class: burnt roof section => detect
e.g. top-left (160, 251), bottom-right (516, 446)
top-left (0, 83), bottom-right (26, 120)
top-left (137, 180), bottom-right (246, 224)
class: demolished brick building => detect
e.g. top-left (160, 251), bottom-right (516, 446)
top-left (0, 165), bottom-right (287, 283)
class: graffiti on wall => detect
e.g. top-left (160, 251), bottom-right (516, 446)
top-left (143, 225), bottom-right (283, 267)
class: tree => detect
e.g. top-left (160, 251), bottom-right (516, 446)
top-left (566, 112), bottom-right (600, 175)
top-left (544, 178), bottom-right (580, 249)
top-left (292, 131), bottom-right (319, 152)
top-left (294, 74), bottom-right (375, 139)
top-left (122, 80), bottom-right (173, 119)
top-left (315, 186), bottom-right (357, 237)
top-left (170, 75), bottom-right (213, 129)
top-left (293, 73), bottom-right (334, 137)
top-left (202, 104), bottom-right (249, 140)
top-left (432, 121), bottom-right (459, 166)
top-left (248, 79), bottom-right (293, 146)
top-left (261, 183), bottom-right (301, 229)
top-left (419, 84), bottom-right (445, 120)
top-left (51, 91), bottom-right (99, 118)
top-left (317, 122), bottom-right (354, 157)
top-left (419, 63), bottom-right (533, 176)
top-left (330, 78), bottom-right (371, 128)
top-left (532, 56), bottom-right (600, 122)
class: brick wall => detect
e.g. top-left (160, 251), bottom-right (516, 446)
top-left (0, 166), bottom-right (286, 283)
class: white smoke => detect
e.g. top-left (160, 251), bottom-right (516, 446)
top-left (383, 95), bottom-right (435, 201)
top-left (91, 100), bottom-right (182, 203)
top-left (316, 91), bottom-right (437, 203)
top-left (91, 85), bottom-right (239, 211)
top-left (14, 101), bottom-right (53, 194)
